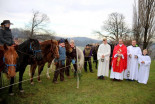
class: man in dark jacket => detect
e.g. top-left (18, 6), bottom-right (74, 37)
top-left (65, 40), bottom-right (77, 78)
top-left (83, 44), bottom-right (93, 73)
top-left (0, 20), bottom-right (14, 46)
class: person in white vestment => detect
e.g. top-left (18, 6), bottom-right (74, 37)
top-left (124, 40), bottom-right (142, 81)
top-left (97, 38), bottom-right (111, 79)
top-left (138, 49), bottom-right (151, 84)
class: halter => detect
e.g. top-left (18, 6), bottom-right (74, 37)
top-left (30, 44), bottom-right (42, 56)
top-left (3, 57), bottom-right (16, 69)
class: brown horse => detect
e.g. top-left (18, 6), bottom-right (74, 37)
top-left (30, 39), bottom-right (72, 84)
top-left (30, 39), bottom-right (59, 84)
top-left (0, 44), bottom-right (18, 78)
top-left (46, 39), bottom-right (73, 79)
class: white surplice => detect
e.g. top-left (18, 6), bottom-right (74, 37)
top-left (124, 46), bottom-right (142, 80)
top-left (110, 45), bottom-right (124, 80)
top-left (97, 43), bottom-right (111, 77)
top-left (138, 55), bottom-right (151, 84)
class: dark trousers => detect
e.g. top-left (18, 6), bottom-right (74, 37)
top-left (93, 55), bottom-right (98, 69)
top-left (84, 57), bottom-right (92, 72)
top-left (65, 58), bottom-right (77, 76)
top-left (53, 61), bottom-right (65, 82)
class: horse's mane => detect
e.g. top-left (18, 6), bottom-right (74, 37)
top-left (40, 40), bottom-right (52, 52)
top-left (18, 38), bottom-right (39, 51)
top-left (18, 39), bottom-right (31, 51)
top-left (40, 39), bottom-right (58, 54)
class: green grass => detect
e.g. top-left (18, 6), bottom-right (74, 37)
top-left (0, 60), bottom-right (155, 104)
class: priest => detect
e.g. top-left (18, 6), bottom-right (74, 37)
top-left (124, 40), bottom-right (142, 80)
top-left (138, 49), bottom-right (151, 84)
top-left (97, 38), bottom-right (111, 79)
top-left (110, 38), bottom-right (127, 81)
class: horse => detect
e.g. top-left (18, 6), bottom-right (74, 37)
top-left (0, 44), bottom-right (18, 88)
top-left (29, 39), bottom-right (59, 84)
top-left (46, 39), bottom-right (72, 79)
top-left (76, 47), bottom-right (84, 71)
top-left (9, 38), bottom-right (43, 95)
top-left (29, 39), bottom-right (72, 82)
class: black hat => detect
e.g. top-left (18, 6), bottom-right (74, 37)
top-left (59, 39), bottom-right (65, 43)
top-left (2, 20), bottom-right (13, 25)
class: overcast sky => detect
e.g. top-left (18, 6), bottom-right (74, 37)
top-left (0, 0), bottom-right (135, 39)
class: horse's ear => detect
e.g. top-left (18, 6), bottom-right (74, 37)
top-left (14, 45), bottom-right (18, 50)
top-left (65, 39), bottom-right (68, 42)
top-left (3, 44), bottom-right (8, 51)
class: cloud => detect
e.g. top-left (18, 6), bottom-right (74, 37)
top-left (0, 0), bottom-right (134, 39)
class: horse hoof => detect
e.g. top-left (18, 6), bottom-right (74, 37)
top-left (20, 90), bottom-right (24, 93)
top-left (9, 93), bottom-right (14, 96)
top-left (38, 80), bottom-right (42, 83)
top-left (31, 82), bottom-right (34, 85)
top-left (47, 76), bottom-right (50, 79)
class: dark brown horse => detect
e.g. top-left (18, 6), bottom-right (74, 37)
top-left (0, 45), bottom-right (18, 78)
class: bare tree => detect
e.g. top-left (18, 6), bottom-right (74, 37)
top-left (26, 10), bottom-right (50, 38)
top-left (133, 0), bottom-right (155, 49)
top-left (132, 0), bottom-right (143, 45)
top-left (102, 12), bottom-right (130, 41)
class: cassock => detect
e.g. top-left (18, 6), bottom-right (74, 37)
top-left (97, 43), bottom-right (111, 77)
top-left (110, 44), bottom-right (127, 80)
top-left (124, 46), bottom-right (142, 80)
top-left (138, 55), bottom-right (151, 84)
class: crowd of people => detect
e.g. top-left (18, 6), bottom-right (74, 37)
top-left (0, 20), bottom-right (152, 85)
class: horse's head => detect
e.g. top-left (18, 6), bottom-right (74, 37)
top-left (3, 44), bottom-right (18, 78)
top-left (64, 39), bottom-right (72, 53)
top-left (29, 39), bottom-right (43, 61)
top-left (51, 40), bottom-right (59, 59)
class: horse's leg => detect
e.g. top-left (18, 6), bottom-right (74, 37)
top-left (46, 62), bottom-right (52, 79)
top-left (30, 64), bottom-right (37, 84)
top-left (19, 69), bottom-right (25, 92)
top-left (65, 58), bottom-right (71, 77)
top-left (9, 77), bottom-right (14, 95)
top-left (0, 72), bottom-right (2, 87)
top-left (38, 64), bottom-right (45, 82)
top-left (28, 65), bottom-right (31, 77)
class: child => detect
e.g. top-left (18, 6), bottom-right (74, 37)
top-left (53, 39), bottom-right (66, 84)
top-left (138, 49), bottom-right (151, 84)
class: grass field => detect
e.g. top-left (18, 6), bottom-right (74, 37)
top-left (0, 60), bottom-right (155, 104)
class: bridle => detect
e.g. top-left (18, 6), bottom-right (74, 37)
top-left (3, 57), bottom-right (16, 69)
top-left (30, 43), bottom-right (42, 56)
